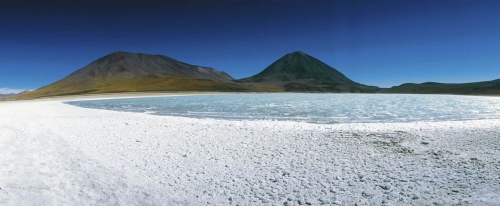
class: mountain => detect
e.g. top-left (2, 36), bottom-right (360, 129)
top-left (0, 93), bottom-right (16, 98)
top-left (0, 90), bottom-right (31, 98)
top-left (6, 50), bottom-right (498, 100)
top-left (68, 51), bottom-right (234, 82)
top-left (382, 79), bottom-right (500, 95)
top-left (13, 51), bottom-right (280, 99)
top-left (239, 51), bottom-right (378, 92)
top-left (18, 90), bottom-right (32, 94)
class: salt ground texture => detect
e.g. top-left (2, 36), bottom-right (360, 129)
top-left (0, 99), bottom-right (499, 205)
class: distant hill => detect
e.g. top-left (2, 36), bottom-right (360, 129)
top-left (12, 51), bottom-right (280, 99)
top-left (382, 79), bottom-right (500, 95)
top-left (239, 51), bottom-right (378, 92)
top-left (0, 93), bottom-right (16, 98)
top-left (0, 90), bottom-right (30, 98)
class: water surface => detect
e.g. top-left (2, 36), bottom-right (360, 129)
top-left (65, 94), bottom-right (500, 124)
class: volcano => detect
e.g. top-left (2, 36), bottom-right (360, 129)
top-left (16, 51), bottom-right (272, 99)
top-left (68, 51), bottom-right (234, 82)
top-left (240, 51), bottom-right (377, 92)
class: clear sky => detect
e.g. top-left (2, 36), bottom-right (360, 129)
top-left (1, 0), bottom-right (499, 93)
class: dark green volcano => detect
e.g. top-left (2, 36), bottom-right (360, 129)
top-left (240, 51), bottom-right (378, 92)
top-left (245, 51), bottom-right (353, 83)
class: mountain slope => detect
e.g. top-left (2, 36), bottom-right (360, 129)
top-left (62, 51), bottom-right (234, 82)
top-left (382, 79), bottom-right (500, 95)
top-left (13, 51), bottom-right (280, 99)
top-left (240, 51), bottom-right (377, 92)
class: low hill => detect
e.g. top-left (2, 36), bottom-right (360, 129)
top-left (239, 51), bottom-right (378, 92)
top-left (382, 79), bottom-right (500, 95)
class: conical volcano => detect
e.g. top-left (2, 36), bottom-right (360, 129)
top-left (240, 51), bottom-right (377, 92)
top-left (244, 51), bottom-right (353, 83)
top-left (16, 51), bottom-right (263, 99)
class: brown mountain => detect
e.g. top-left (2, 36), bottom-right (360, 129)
top-left (13, 51), bottom-right (280, 99)
top-left (239, 51), bottom-right (378, 92)
top-left (70, 51), bottom-right (234, 82)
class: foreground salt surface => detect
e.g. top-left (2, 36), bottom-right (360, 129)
top-left (1, 100), bottom-right (499, 205)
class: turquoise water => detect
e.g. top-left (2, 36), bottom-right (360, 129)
top-left (65, 94), bottom-right (500, 124)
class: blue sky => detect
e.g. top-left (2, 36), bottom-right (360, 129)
top-left (1, 0), bottom-right (499, 93)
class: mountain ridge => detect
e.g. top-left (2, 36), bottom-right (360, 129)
top-left (4, 50), bottom-right (499, 100)
top-left (381, 79), bottom-right (500, 94)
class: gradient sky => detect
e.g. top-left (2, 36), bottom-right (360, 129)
top-left (1, 0), bottom-right (499, 93)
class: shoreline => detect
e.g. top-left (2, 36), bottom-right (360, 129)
top-left (1, 98), bottom-right (499, 205)
top-left (6, 91), bottom-right (236, 102)
top-left (3, 91), bottom-right (499, 102)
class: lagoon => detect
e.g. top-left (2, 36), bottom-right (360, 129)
top-left (65, 94), bottom-right (500, 124)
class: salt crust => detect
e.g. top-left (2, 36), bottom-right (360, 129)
top-left (1, 100), bottom-right (499, 205)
